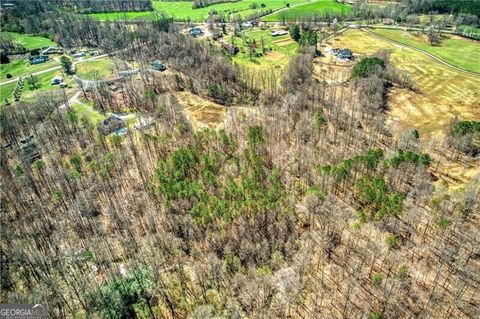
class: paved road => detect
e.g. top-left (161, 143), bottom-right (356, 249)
top-left (0, 53), bottom-right (110, 87)
top-left (360, 27), bottom-right (480, 77)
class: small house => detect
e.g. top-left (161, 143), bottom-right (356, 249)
top-left (29, 55), bottom-right (49, 65)
top-left (151, 60), bottom-right (166, 71)
top-left (51, 75), bottom-right (63, 85)
top-left (271, 30), bottom-right (288, 37)
top-left (338, 48), bottom-right (353, 60)
top-left (97, 115), bottom-right (126, 135)
top-left (188, 27), bottom-right (203, 37)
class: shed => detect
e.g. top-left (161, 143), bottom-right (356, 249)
top-left (29, 55), bottom-right (49, 65)
top-left (51, 75), bottom-right (63, 85)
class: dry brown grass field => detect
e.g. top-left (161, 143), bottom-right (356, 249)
top-left (175, 91), bottom-right (227, 129)
top-left (329, 29), bottom-right (480, 186)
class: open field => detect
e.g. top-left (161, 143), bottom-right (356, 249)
top-left (0, 59), bottom-right (60, 83)
top-left (331, 29), bottom-right (480, 137)
top-left (370, 28), bottom-right (480, 73)
top-left (0, 69), bottom-right (72, 103)
top-left (75, 59), bottom-right (117, 80)
top-left (331, 29), bottom-right (480, 185)
top-left (88, 0), bottom-right (309, 21)
top-left (263, 0), bottom-right (352, 22)
top-left (175, 91), bottom-right (226, 129)
top-left (231, 28), bottom-right (297, 70)
top-left (72, 101), bottom-right (106, 124)
top-left (1, 32), bottom-right (56, 50)
top-left (152, 0), bottom-right (307, 21)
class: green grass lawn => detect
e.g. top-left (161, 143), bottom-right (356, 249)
top-left (0, 59), bottom-right (60, 83)
top-left (371, 28), bottom-right (480, 73)
top-left (230, 28), bottom-right (298, 69)
top-left (1, 32), bottom-right (56, 50)
top-left (152, 0), bottom-right (307, 21)
top-left (75, 59), bottom-right (117, 80)
top-left (72, 102), bottom-right (106, 124)
top-left (87, 11), bottom-right (156, 21)
top-left (263, 0), bottom-right (352, 22)
top-left (458, 25), bottom-right (480, 40)
top-left (87, 0), bottom-right (309, 22)
top-left (1, 69), bottom-right (71, 104)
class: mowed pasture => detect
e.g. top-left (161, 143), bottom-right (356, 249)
top-left (1, 32), bottom-right (56, 50)
top-left (75, 59), bottom-right (118, 80)
top-left (88, 0), bottom-right (308, 22)
top-left (0, 58), bottom-right (59, 83)
top-left (231, 28), bottom-right (298, 70)
top-left (153, 0), bottom-right (307, 21)
top-left (370, 28), bottom-right (480, 73)
top-left (263, 0), bottom-right (352, 22)
top-left (0, 69), bottom-right (71, 103)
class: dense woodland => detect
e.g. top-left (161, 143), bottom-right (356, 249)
top-left (1, 1), bottom-right (480, 319)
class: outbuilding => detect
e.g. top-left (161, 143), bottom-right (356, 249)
top-left (51, 75), bottom-right (63, 85)
top-left (29, 55), bottom-right (49, 65)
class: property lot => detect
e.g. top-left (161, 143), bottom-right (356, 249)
top-left (263, 0), bottom-right (352, 21)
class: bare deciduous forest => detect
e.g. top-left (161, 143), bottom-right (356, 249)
top-left (1, 0), bottom-right (479, 318)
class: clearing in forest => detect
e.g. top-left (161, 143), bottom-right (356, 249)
top-left (231, 28), bottom-right (297, 70)
top-left (153, 0), bottom-right (308, 21)
top-left (331, 29), bottom-right (480, 138)
top-left (332, 29), bottom-right (480, 185)
top-left (0, 58), bottom-right (59, 83)
top-left (175, 91), bottom-right (227, 129)
top-left (0, 69), bottom-right (73, 103)
top-left (88, 0), bottom-right (309, 22)
top-left (263, 0), bottom-right (352, 22)
top-left (370, 28), bottom-right (480, 73)
top-left (75, 59), bottom-right (118, 81)
top-left (0, 31), bottom-right (56, 50)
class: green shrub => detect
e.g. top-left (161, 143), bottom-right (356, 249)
top-left (386, 235), bottom-right (399, 249)
top-left (395, 265), bottom-right (409, 281)
top-left (351, 57), bottom-right (385, 78)
top-left (371, 272), bottom-right (384, 284)
top-left (87, 266), bottom-right (154, 319)
top-left (451, 120), bottom-right (480, 135)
